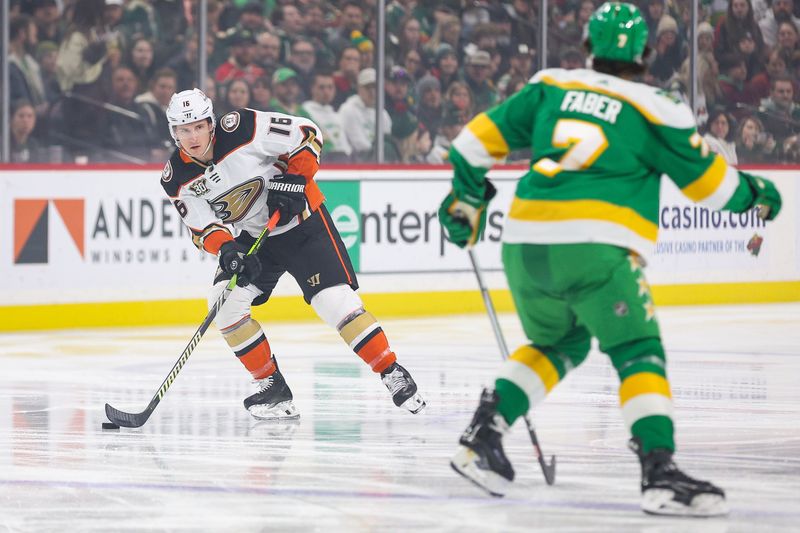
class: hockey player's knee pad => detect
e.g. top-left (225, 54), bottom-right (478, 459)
top-left (208, 279), bottom-right (263, 330)
top-left (310, 284), bottom-right (364, 329)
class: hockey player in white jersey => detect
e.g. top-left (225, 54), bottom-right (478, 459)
top-left (161, 88), bottom-right (425, 419)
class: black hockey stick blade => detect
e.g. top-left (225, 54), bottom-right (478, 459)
top-left (539, 454), bottom-right (557, 486)
top-left (105, 401), bottom-right (153, 428)
top-left (523, 414), bottom-right (556, 485)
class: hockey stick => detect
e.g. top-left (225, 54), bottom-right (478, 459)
top-left (467, 248), bottom-right (557, 485)
top-left (105, 211), bottom-right (281, 428)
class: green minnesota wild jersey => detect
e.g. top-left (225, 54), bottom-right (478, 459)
top-left (449, 68), bottom-right (751, 260)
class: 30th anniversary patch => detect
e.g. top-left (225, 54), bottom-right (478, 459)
top-left (221, 112), bottom-right (240, 132)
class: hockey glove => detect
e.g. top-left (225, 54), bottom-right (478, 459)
top-left (267, 173), bottom-right (307, 226)
top-left (742, 172), bottom-right (781, 220)
top-left (438, 179), bottom-right (497, 248)
top-left (219, 241), bottom-right (262, 287)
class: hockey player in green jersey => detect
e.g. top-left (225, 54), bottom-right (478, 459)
top-left (439, 2), bottom-right (781, 517)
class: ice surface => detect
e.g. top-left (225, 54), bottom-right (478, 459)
top-left (1, 304), bottom-right (798, 532)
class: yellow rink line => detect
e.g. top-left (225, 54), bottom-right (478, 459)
top-left (0, 281), bottom-right (798, 332)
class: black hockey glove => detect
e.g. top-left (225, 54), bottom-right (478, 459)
top-left (267, 173), bottom-right (307, 226)
top-left (218, 241), bottom-right (262, 287)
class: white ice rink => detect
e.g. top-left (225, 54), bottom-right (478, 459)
top-left (0, 303), bottom-right (798, 532)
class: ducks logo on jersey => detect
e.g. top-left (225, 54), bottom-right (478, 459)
top-left (209, 177), bottom-right (264, 223)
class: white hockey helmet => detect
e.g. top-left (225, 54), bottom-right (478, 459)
top-left (165, 88), bottom-right (216, 144)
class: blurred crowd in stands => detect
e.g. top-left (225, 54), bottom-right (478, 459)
top-left (6, 0), bottom-right (800, 165)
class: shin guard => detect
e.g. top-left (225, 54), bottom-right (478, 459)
top-left (338, 309), bottom-right (396, 373)
top-left (495, 345), bottom-right (564, 425)
top-left (608, 338), bottom-right (675, 453)
top-left (310, 284), bottom-right (397, 373)
top-left (221, 317), bottom-right (276, 379)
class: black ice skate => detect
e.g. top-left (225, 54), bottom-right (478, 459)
top-left (450, 389), bottom-right (514, 497)
top-left (630, 438), bottom-right (728, 516)
top-left (244, 356), bottom-right (299, 420)
top-left (380, 362), bottom-right (426, 413)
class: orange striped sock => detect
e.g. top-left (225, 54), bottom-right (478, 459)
top-left (354, 329), bottom-right (396, 373)
top-left (221, 317), bottom-right (276, 379)
top-left (337, 310), bottom-right (397, 372)
top-left (237, 338), bottom-right (275, 379)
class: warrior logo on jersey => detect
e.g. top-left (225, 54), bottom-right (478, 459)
top-left (221, 112), bottom-right (241, 132)
top-left (161, 161), bottom-right (173, 182)
top-left (189, 178), bottom-right (210, 197)
top-left (210, 177), bottom-right (264, 223)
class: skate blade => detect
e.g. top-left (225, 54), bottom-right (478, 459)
top-left (400, 393), bottom-right (426, 414)
top-left (642, 489), bottom-right (729, 517)
top-left (248, 400), bottom-right (300, 421)
top-left (450, 445), bottom-right (508, 497)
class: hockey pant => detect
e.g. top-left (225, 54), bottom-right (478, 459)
top-left (495, 243), bottom-right (674, 454)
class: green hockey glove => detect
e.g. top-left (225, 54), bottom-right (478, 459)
top-left (742, 172), bottom-right (781, 220)
top-left (438, 179), bottom-right (497, 248)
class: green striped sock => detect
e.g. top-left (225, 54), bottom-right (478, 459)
top-left (495, 378), bottom-right (530, 426)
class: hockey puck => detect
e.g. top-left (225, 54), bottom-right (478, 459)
top-left (102, 422), bottom-right (120, 430)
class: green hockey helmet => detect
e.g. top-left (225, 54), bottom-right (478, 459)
top-left (588, 2), bottom-right (649, 64)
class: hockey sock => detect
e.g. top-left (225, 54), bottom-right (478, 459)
top-left (494, 378), bottom-right (528, 425)
top-left (607, 338), bottom-right (675, 453)
top-left (337, 309), bottom-right (396, 373)
top-left (494, 345), bottom-right (563, 425)
top-left (221, 317), bottom-right (276, 379)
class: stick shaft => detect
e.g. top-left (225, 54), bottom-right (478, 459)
top-left (467, 249), bottom-right (509, 358)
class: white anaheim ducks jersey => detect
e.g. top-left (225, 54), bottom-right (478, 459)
top-left (160, 108), bottom-right (325, 250)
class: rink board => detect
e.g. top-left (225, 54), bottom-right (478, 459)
top-left (0, 166), bottom-right (798, 330)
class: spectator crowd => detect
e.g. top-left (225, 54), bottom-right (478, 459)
top-left (6, 0), bottom-right (800, 165)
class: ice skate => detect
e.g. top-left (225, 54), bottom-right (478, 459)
top-left (450, 389), bottom-right (514, 497)
top-left (630, 438), bottom-right (728, 517)
top-left (244, 356), bottom-right (299, 420)
top-left (380, 362), bottom-right (426, 413)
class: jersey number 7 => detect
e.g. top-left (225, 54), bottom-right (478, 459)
top-left (533, 119), bottom-right (609, 177)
